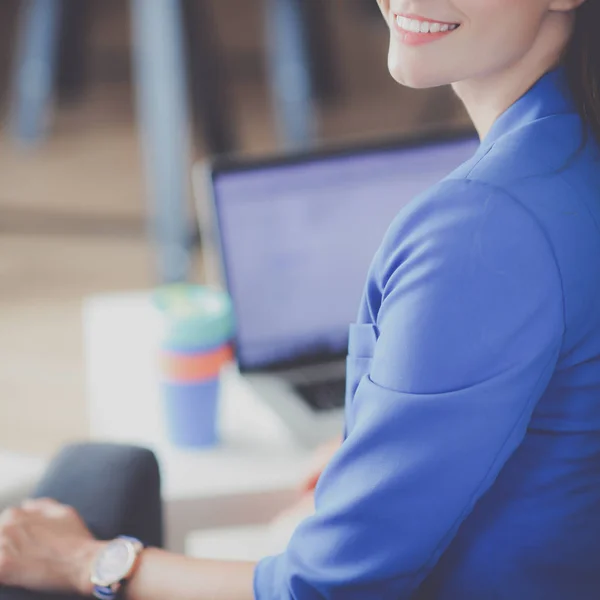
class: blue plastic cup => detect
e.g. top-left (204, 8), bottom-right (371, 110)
top-left (153, 285), bottom-right (234, 449)
top-left (160, 378), bottom-right (220, 448)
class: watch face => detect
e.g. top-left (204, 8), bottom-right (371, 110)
top-left (93, 539), bottom-right (135, 585)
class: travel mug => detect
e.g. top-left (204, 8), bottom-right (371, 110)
top-left (153, 284), bottom-right (234, 449)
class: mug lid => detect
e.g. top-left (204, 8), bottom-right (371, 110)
top-left (152, 284), bottom-right (235, 349)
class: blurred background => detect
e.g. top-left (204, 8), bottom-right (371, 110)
top-left (0, 0), bottom-right (470, 457)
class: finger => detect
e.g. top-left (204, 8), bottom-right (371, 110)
top-left (21, 498), bottom-right (59, 512)
top-left (299, 448), bottom-right (337, 491)
top-left (21, 499), bottom-right (72, 520)
top-left (300, 471), bottom-right (321, 493)
top-left (272, 494), bottom-right (315, 532)
top-left (300, 463), bottom-right (325, 491)
top-left (278, 493), bottom-right (315, 519)
top-left (22, 497), bottom-right (59, 507)
top-left (0, 507), bottom-right (24, 528)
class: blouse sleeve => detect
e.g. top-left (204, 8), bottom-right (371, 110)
top-left (253, 178), bottom-right (565, 600)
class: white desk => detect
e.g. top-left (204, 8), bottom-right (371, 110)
top-left (83, 291), bottom-right (313, 553)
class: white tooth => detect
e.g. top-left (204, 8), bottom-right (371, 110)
top-left (430, 22), bottom-right (441, 33)
top-left (420, 21), bottom-right (430, 33)
top-left (400, 17), bottom-right (409, 30)
top-left (410, 19), bottom-right (421, 33)
top-left (396, 15), bottom-right (402, 27)
top-left (449, 24), bottom-right (458, 30)
top-left (440, 23), bottom-right (449, 31)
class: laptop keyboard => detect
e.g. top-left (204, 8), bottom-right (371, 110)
top-left (294, 378), bottom-right (346, 412)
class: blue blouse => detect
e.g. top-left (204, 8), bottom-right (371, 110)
top-left (254, 68), bottom-right (600, 599)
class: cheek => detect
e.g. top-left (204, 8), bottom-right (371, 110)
top-left (454, 0), bottom-right (521, 20)
top-left (377, 0), bottom-right (388, 15)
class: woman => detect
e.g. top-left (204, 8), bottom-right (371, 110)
top-left (1, 0), bottom-right (600, 598)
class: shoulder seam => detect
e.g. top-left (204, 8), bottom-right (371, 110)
top-left (446, 177), bottom-right (567, 343)
top-left (465, 143), bottom-right (495, 178)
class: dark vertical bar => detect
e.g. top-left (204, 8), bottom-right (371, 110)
top-left (56, 0), bottom-right (89, 103)
top-left (182, 0), bottom-right (236, 156)
top-left (301, 0), bottom-right (341, 103)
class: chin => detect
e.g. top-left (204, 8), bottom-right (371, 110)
top-left (388, 67), bottom-right (444, 89)
top-left (390, 71), bottom-right (436, 89)
top-left (387, 52), bottom-right (452, 90)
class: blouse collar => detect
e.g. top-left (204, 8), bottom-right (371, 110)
top-left (479, 66), bottom-right (575, 150)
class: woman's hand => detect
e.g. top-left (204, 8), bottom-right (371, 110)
top-left (0, 498), bottom-right (101, 595)
top-left (300, 435), bottom-right (343, 493)
top-left (268, 436), bottom-right (343, 548)
top-left (268, 491), bottom-right (315, 550)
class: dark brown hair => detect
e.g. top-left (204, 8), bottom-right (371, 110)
top-left (563, 0), bottom-right (600, 145)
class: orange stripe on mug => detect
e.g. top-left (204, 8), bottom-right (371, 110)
top-left (160, 344), bottom-right (233, 383)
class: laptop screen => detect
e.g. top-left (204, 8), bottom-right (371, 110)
top-left (212, 134), bottom-right (480, 372)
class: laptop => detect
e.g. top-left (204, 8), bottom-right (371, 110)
top-left (197, 129), bottom-right (480, 448)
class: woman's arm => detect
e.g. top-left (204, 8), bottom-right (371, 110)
top-left (117, 547), bottom-right (256, 600)
top-left (253, 179), bottom-right (565, 599)
top-left (115, 435), bottom-right (344, 600)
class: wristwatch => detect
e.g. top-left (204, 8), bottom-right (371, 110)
top-left (90, 536), bottom-right (144, 600)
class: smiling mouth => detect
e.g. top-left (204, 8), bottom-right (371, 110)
top-left (394, 14), bottom-right (460, 34)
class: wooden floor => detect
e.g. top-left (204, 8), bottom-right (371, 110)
top-left (0, 0), bottom-right (469, 457)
